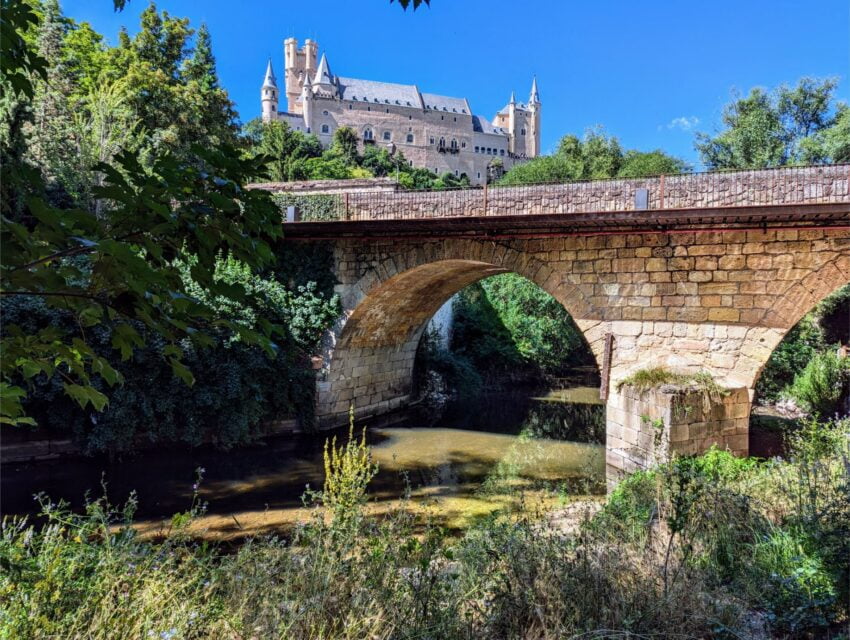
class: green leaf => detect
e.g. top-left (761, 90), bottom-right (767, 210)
top-left (169, 358), bottom-right (195, 386)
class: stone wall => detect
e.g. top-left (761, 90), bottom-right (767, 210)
top-left (606, 385), bottom-right (750, 486)
top-left (337, 164), bottom-right (849, 220)
top-left (249, 177), bottom-right (399, 195)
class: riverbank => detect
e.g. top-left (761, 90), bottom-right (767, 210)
top-left (3, 417), bottom-right (847, 639)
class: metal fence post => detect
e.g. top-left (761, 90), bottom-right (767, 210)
top-left (483, 182), bottom-right (488, 216)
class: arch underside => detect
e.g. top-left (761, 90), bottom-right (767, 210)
top-left (318, 251), bottom-right (603, 425)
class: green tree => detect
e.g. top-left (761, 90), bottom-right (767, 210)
top-left (0, 0), bottom-right (283, 425)
top-left (243, 118), bottom-right (322, 181)
top-left (328, 125), bottom-right (360, 165)
top-left (480, 273), bottom-right (591, 375)
top-left (695, 78), bottom-right (843, 169)
top-left (618, 149), bottom-right (689, 178)
top-left (500, 128), bottom-right (687, 185)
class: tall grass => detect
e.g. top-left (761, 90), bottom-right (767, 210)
top-left (2, 419), bottom-right (849, 639)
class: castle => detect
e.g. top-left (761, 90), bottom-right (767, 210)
top-left (260, 38), bottom-right (540, 185)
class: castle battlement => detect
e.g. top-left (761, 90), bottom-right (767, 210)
top-left (261, 38), bottom-right (540, 185)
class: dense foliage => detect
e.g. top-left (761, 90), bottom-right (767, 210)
top-left (3, 417), bottom-right (848, 638)
top-left (244, 121), bottom-right (472, 189)
top-left (696, 77), bottom-right (848, 168)
top-left (756, 284), bottom-right (850, 415)
top-left (1, 1), bottom-right (340, 448)
top-left (420, 274), bottom-right (596, 396)
top-left (498, 127), bottom-right (689, 185)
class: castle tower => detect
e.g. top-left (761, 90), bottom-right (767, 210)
top-left (301, 71), bottom-right (314, 133)
top-left (284, 38), bottom-right (320, 113)
top-left (261, 59), bottom-right (278, 122)
top-left (528, 76), bottom-right (541, 158)
top-left (507, 90), bottom-right (517, 154)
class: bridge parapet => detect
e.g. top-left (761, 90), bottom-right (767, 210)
top-left (273, 164), bottom-right (849, 223)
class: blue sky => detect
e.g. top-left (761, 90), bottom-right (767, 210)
top-left (64, 0), bottom-right (848, 168)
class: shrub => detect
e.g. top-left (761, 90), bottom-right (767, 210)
top-left (786, 349), bottom-right (850, 417)
top-left (747, 527), bottom-right (837, 632)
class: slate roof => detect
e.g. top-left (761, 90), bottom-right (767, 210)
top-left (337, 77), bottom-right (423, 108)
top-left (497, 102), bottom-right (531, 115)
top-left (472, 115), bottom-right (508, 135)
top-left (262, 59), bottom-right (277, 88)
top-left (421, 92), bottom-right (470, 114)
top-left (313, 54), bottom-right (334, 86)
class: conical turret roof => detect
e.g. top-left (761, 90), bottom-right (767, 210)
top-left (262, 59), bottom-right (277, 88)
top-left (529, 76), bottom-right (540, 104)
top-left (313, 53), bottom-right (334, 86)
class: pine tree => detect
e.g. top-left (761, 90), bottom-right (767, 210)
top-left (183, 23), bottom-right (217, 90)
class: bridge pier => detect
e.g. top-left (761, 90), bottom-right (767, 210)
top-left (604, 384), bottom-right (750, 489)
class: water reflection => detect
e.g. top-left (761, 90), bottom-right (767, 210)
top-left (1, 388), bottom-right (606, 539)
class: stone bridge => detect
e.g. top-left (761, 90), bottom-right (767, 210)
top-left (274, 165), bottom-right (850, 485)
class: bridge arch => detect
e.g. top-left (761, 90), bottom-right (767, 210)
top-left (317, 240), bottom-right (604, 426)
top-left (728, 254), bottom-right (850, 393)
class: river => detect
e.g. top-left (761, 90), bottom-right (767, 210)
top-left (1, 387), bottom-right (606, 540)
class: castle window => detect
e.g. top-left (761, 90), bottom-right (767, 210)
top-left (367, 107), bottom-right (370, 111)
top-left (322, 110), bottom-right (329, 116)
top-left (363, 127), bottom-right (373, 141)
top-left (386, 108), bottom-right (389, 113)
top-left (321, 124), bottom-right (329, 134)
top-left (409, 115), bottom-right (412, 120)
top-left (450, 138), bottom-right (458, 151)
top-left (406, 133), bottom-right (414, 143)
top-left (441, 116), bottom-right (444, 120)
top-left (453, 117), bottom-right (456, 122)
top-left (438, 137), bottom-right (446, 149)
top-left (477, 172), bottom-right (480, 179)
top-left (271, 105), bottom-right (276, 112)
top-left (521, 128), bottom-right (526, 135)
top-left (500, 149), bottom-right (505, 156)
top-left (455, 170), bottom-right (458, 176)
top-left (486, 147), bottom-right (491, 154)
top-left (382, 130), bottom-right (391, 141)
top-left (429, 136), bottom-right (435, 144)
top-left (461, 141), bottom-right (466, 148)
top-left (349, 104), bottom-right (352, 109)
top-left (475, 146), bottom-right (479, 153)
